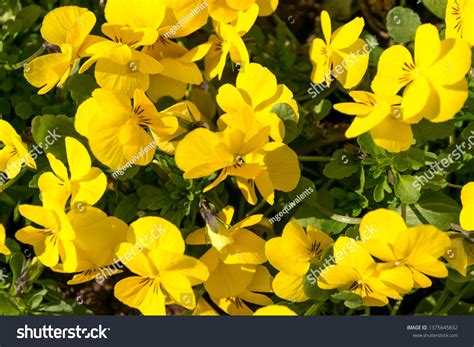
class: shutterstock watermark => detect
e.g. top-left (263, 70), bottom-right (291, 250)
top-left (269, 187), bottom-right (315, 224)
top-left (306, 224), bottom-right (378, 285)
top-left (95, 223), bottom-right (167, 284)
top-left (413, 130), bottom-right (474, 189)
top-left (17, 325), bottom-right (110, 339)
top-left (307, 37), bottom-right (379, 98)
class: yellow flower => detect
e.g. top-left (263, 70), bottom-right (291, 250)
top-left (372, 24), bottom-right (471, 122)
top-left (265, 221), bottom-right (333, 302)
top-left (150, 101), bottom-right (207, 154)
top-left (253, 305), bottom-right (297, 316)
top-left (0, 120), bottom-right (36, 180)
top-left (446, 0), bottom-right (474, 46)
top-left (24, 6), bottom-right (96, 94)
top-left (217, 63), bottom-right (299, 142)
top-left (204, 5), bottom-right (258, 80)
top-left (75, 89), bottom-right (178, 170)
top-left (161, 1), bottom-right (210, 38)
top-left (53, 207), bottom-right (128, 284)
top-left (208, 0), bottom-right (278, 23)
top-left (78, 0), bottom-right (165, 96)
top-left (186, 205), bottom-right (268, 298)
top-left (318, 236), bottom-right (408, 307)
top-left (360, 209), bottom-right (450, 289)
top-left (209, 265), bottom-right (273, 315)
top-left (309, 10), bottom-right (369, 89)
top-left (114, 217), bottom-right (209, 315)
top-left (460, 182), bottom-right (474, 231)
top-left (175, 107), bottom-right (300, 205)
top-left (38, 137), bottom-right (107, 209)
top-left (143, 40), bottom-right (211, 101)
top-left (445, 183), bottom-right (474, 276)
top-left (15, 202), bottom-right (76, 270)
top-left (333, 88), bottom-right (412, 153)
top-left (0, 224), bottom-right (10, 255)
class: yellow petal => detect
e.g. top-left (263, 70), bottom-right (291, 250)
top-left (115, 277), bottom-right (166, 315)
top-left (331, 17), bottom-right (365, 50)
top-left (128, 217), bottom-right (185, 254)
top-left (320, 10), bottom-right (332, 44)
top-left (414, 24), bottom-right (441, 68)
top-left (204, 261), bottom-right (256, 298)
top-left (371, 116), bottom-right (413, 153)
top-left (371, 45), bottom-right (414, 95)
top-left (222, 229), bottom-right (267, 265)
top-left (332, 39), bottom-right (369, 89)
top-left (24, 53), bottom-right (71, 94)
top-left (256, 0), bottom-right (278, 16)
top-left (253, 305), bottom-right (297, 316)
top-left (345, 104), bottom-right (390, 138)
top-left (116, 242), bottom-right (156, 277)
top-left (105, 0), bottom-right (165, 29)
top-left (175, 128), bottom-right (233, 178)
top-left (272, 271), bottom-right (308, 302)
top-left (65, 137), bottom-right (91, 180)
top-left (41, 6), bottom-right (94, 47)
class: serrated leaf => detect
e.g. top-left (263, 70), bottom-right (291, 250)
top-left (323, 149), bottom-right (359, 179)
top-left (331, 291), bottom-right (363, 309)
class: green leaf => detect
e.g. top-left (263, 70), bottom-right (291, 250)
top-left (31, 114), bottom-right (84, 163)
top-left (406, 191), bottom-right (461, 230)
top-left (331, 291), bottom-right (363, 309)
top-left (114, 194), bottom-right (139, 223)
top-left (386, 7), bottom-right (421, 43)
top-left (272, 103), bottom-right (300, 143)
top-left (66, 73), bottom-right (99, 104)
top-left (0, 293), bottom-right (21, 315)
top-left (15, 5), bottom-right (44, 32)
top-left (10, 251), bottom-right (25, 282)
top-left (287, 177), bottom-right (317, 206)
top-left (421, 0), bottom-right (447, 19)
top-left (323, 149), bottom-right (359, 179)
top-left (28, 289), bottom-right (47, 310)
top-left (413, 119), bottom-right (455, 143)
top-left (394, 174), bottom-right (421, 204)
top-left (313, 99), bottom-right (332, 121)
top-left (392, 148), bottom-right (425, 172)
top-left (293, 204), bottom-right (346, 235)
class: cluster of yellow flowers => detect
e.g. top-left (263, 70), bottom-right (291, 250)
top-left (0, 0), bottom-right (472, 316)
top-left (312, 3), bottom-right (472, 153)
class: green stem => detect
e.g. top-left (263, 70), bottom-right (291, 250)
top-left (431, 287), bottom-right (450, 315)
top-left (304, 302), bottom-right (322, 316)
top-left (364, 307), bottom-right (370, 316)
top-left (12, 43), bottom-right (47, 69)
top-left (438, 283), bottom-right (474, 315)
top-left (314, 202), bottom-right (362, 224)
top-left (390, 300), bottom-right (401, 316)
top-left (0, 168), bottom-right (28, 192)
top-left (446, 182), bottom-right (463, 189)
top-left (401, 203), bottom-right (407, 222)
top-left (246, 199), bottom-right (267, 217)
top-left (299, 156), bottom-right (332, 162)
